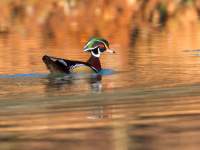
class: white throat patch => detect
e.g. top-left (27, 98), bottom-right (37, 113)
top-left (91, 48), bottom-right (101, 58)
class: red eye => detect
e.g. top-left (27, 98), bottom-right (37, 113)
top-left (99, 44), bottom-right (105, 48)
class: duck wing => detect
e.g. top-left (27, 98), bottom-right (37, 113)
top-left (42, 55), bottom-right (97, 73)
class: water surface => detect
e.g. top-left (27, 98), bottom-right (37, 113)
top-left (1, 21), bottom-right (200, 150)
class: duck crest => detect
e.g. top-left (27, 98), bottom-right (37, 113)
top-left (87, 55), bottom-right (101, 72)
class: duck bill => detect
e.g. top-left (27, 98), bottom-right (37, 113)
top-left (106, 49), bottom-right (116, 54)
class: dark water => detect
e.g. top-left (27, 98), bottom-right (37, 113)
top-left (1, 22), bottom-right (200, 150)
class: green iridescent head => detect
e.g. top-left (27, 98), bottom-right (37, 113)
top-left (83, 37), bottom-right (114, 57)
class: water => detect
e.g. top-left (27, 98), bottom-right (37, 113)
top-left (1, 22), bottom-right (200, 150)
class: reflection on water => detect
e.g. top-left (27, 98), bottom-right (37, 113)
top-left (46, 73), bottom-right (103, 94)
top-left (1, 20), bottom-right (200, 149)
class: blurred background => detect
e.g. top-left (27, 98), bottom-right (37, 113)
top-left (1, 1), bottom-right (200, 150)
top-left (0, 0), bottom-right (200, 74)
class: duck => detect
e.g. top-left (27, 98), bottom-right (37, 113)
top-left (42, 37), bottom-right (115, 74)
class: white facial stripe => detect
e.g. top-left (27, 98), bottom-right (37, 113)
top-left (84, 40), bottom-right (93, 49)
top-left (84, 46), bottom-right (98, 51)
top-left (84, 39), bottom-right (108, 50)
top-left (91, 48), bottom-right (101, 58)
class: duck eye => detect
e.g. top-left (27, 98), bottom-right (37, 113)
top-left (98, 44), bottom-right (106, 52)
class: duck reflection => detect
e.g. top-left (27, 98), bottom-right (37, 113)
top-left (44, 73), bottom-right (114, 120)
top-left (45, 72), bottom-right (103, 94)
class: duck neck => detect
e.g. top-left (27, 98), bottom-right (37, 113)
top-left (87, 55), bottom-right (101, 71)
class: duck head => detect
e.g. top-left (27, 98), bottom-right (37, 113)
top-left (83, 37), bottom-right (115, 58)
top-left (84, 37), bottom-right (115, 72)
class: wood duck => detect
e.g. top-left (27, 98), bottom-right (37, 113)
top-left (42, 37), bottom-right (115, 74)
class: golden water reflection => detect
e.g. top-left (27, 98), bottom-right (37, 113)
top-left (1, 13), bottom-right (200, 150)
top-left (1, 86), bottom-right (200, 150)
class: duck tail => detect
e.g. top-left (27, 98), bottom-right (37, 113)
top-left (42, 55), bottom-right (69, 73)
top-left (42, 55), bottom-right (51, 63)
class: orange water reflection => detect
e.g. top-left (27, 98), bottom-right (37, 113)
top-left (1, 1), bottom-right (200, 150)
